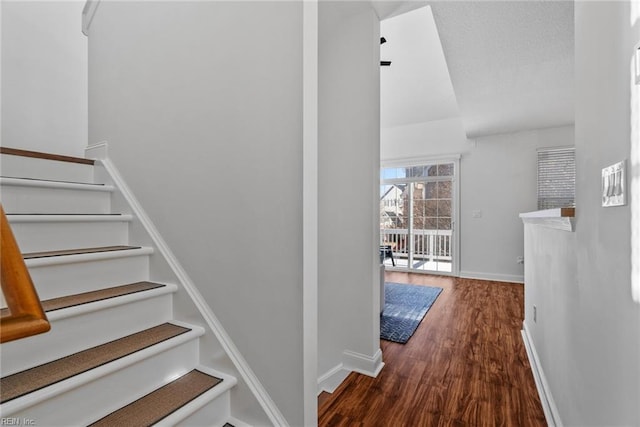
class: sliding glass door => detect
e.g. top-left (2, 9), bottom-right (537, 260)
top-left (380, 160), bottom-right (457, 274)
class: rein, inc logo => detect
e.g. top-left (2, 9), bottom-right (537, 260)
top-left (0, 419), bottom-right (36, 426)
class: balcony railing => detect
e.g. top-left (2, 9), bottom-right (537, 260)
top-left (381, 228), bottom-right (452, 270)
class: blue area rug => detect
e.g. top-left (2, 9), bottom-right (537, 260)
top-left (380, 282), bottom-right (442, 344)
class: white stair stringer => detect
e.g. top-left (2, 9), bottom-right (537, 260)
top-left (87, 141), bottom-right (286, 426)
top-left (0, 177), bottom-right (114, 214)
top-left (25, 247), bottom-right (153, 300)
top-left (0, 324), bottom-right (204, 425)
top-left (8, 214), bottom-right (132, 253)
top-left (1, 284), bottom-right (177, 377)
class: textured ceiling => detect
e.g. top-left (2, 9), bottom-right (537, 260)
top-left (431, 1), bottom-right (574, 138)
top-left (378, 1), bottom-right (575, 139)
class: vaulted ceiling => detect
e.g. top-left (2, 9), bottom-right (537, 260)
top-left (377, 1), bottom-right (574, 139)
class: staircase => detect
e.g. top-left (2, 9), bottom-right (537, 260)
top-left (0, 148), bottom-right (250, 426)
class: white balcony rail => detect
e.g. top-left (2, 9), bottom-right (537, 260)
top-left (381, 228), bottom-right (452, 262)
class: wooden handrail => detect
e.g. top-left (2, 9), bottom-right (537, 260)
top-left (1, 204), bottom-right (50, 343)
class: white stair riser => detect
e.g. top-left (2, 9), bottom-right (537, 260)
top-left (1, 293), bottom-right (174, 377)
top-left (28, 256), bottom-right (150, 300)
top-left (175, 391), bottom-right (231, 427)
top-left (11, 221), bottom-right (129, 253)
top-left (1, 185), bottom-right (111, 214)
top-left (0, 155), bottom-right (95, 183)
top-left (3, 338), bottom-right (200, 424)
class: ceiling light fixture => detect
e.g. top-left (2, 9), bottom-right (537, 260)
top-left (380, 37), bottom-right (391, 66)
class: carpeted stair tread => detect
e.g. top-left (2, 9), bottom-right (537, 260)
top-left (0, 147), bottom-right (95, 165)
top-left (0, 323), bottom-right (190, 403)
top-left (0, 282), bottom-right (166, 317)
top-left (23, 245), bottom-right (141, 259)
top-left (0, 176), bottom-right (106, 186)
top-left (7, 213), bottom-right (126, 216)
top-left (89, 370), bottom-right (223, 427)
top-left (41, 281), bottom-right (166, 312)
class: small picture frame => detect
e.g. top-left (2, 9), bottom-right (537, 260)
top-left (602, 160), bottom-right (627, 207)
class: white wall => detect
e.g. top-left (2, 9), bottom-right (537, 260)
top-left (381, 117), bottom-right (468, 160)
top-left (318, 1), bottom-right (382, 383)
top-left (566, 1), bottom-right (639, 424)
top-left (1, 1), bottom-right (87, 157)
top-left (382, 119), bottom-right (574, 282)
top-left (87, 2), bottom-right (304, 425)
top-left (524, 2), bottom-right (640, 425)
top-left (522, 223), bottom-right (576, 424)
top-left (461, 126), bottom-right (574, 282)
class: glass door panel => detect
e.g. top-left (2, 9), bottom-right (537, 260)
top-left (380, 161), bottom-right (456, 274)
top-left (410, 180), bottom-right (452, 273)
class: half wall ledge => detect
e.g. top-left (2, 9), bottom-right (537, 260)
top-left (519, 208), bottom-right (575, 232)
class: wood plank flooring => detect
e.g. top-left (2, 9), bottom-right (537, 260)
top-left (318, 273), bottom-right (546, 426)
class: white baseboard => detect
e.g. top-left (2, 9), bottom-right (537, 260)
top-left (459, 270), bottom-right (524, 284)
top-left (521, 322), bottom-right (563, 427)
top-left (318, 348), bottom-right (384, 396)
top-left (317, 364), bottom-right (350, 395)
top-left (343, 348), bottom-right (384, 378)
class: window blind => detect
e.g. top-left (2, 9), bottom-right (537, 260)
top-left (537, 147), bottom-right (575, 210)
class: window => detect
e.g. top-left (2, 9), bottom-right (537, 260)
top-left (537, 147), bottom-right (576, 210)
top-left (380, 160), bottom-right (457, 274)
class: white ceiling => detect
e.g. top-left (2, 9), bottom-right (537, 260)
top-left (373, 0), bottom-right (428, 21)
top-left (378, 1), bottom-right (574, 139)
top-left (380, 6), bottom-right (460, 128)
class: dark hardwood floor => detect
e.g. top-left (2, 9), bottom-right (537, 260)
top-left (318, 273), bottom-right (546, 426)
